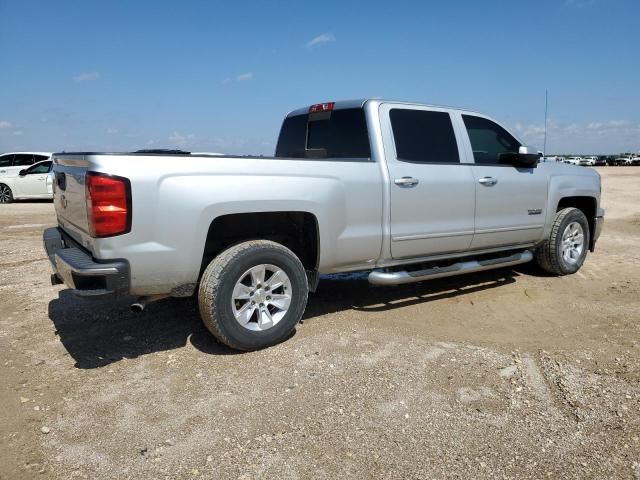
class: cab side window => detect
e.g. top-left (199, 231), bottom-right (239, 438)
top-left (462, 115), bottom-right (520, 165)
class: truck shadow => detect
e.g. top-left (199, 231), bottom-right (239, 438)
top-left (305, 269), bottom-right (517, 318)
top-left (48, 268), bottom-right (519, 369)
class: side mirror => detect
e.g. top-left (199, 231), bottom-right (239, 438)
top-left (514, 146), bottom-right (539, 168)
top-left (18, 169), bottom-right (27, 176)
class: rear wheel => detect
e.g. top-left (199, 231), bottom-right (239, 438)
top-left (198, 240), bottom-right (308, 351)
top-left (535, 207), bottom-right (589, 275)
top-left (0, 184), bottom-right (13, 203)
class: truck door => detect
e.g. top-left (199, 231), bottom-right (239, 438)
top-left (459, 114), bottom-right (548, 249)
top-left (380, 104), bottom-right (476, 259)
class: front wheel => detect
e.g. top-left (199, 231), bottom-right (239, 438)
top-left (535, 207), bottom-right (590, 275)
top-left (198, 240), bottom-right (309, 351)
top-left (0, 184), bottom-right (13, 204)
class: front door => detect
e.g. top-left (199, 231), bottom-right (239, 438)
top-left (15, 161), bottom-right (52, 197)
top-left (458, 114), bottom-right (548, 249)
top-left (381, 104), bottom-right (476, 259)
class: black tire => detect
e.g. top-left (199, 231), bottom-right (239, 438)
top-left (0, 184), bottom-right (13, 204)
top-left (535, 207), bottom-right (590, 275)
top-left (198, 240), bottom-right (308, 351)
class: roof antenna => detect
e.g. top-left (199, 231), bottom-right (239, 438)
top-left (543, 89), bottom-right (549, 155)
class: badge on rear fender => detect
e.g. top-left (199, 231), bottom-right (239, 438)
top-left (528, 209), bottom-right (542, 215)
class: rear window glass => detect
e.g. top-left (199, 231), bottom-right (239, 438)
top-left (276, 108), bottom-right (371, 159)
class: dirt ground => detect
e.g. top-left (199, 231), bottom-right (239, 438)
top-left (1, 167), bottom-right (639, 479)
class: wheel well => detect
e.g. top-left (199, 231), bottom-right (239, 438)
top-left (201, 211), bottom-right (319, 283)
top-left (556, 196), bottom-right (596, 250)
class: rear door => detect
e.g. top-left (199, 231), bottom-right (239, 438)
top-left (380, 104), bottom-right (476, 259)
top-left (458, 113), bottom-right (548, 249)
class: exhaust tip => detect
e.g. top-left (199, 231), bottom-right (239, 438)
top-left (130, 303), bottom-right (145, 313)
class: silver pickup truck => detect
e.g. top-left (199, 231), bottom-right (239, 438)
top-left (44, 99), bottom-right (604, 350)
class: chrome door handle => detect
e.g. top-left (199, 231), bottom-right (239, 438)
top-left (394, 176), bottom-right (419, 188)
top-left (478, 176), bottom-right (498, 186)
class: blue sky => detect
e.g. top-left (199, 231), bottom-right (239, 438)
top-left (1, 0), bottom-right (639, 155)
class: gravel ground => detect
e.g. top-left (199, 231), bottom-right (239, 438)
top-left (1, 167), bottom-right (639, 479)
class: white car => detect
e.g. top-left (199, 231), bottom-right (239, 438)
top-left (0, 160), bottom-right (54, 203)
top-left (0, 152), bottom-right (52, 177)
top-left (565, 156), bottom-right (583, 165)
top-left (631, 156), bottom-right (640, 166)
top-left (616, 155), bottom-right (634, 166)
top-left (582, 156), bottom-right (598, 166)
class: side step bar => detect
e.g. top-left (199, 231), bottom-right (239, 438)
top-left (368, 250), bottom-right (533, 286)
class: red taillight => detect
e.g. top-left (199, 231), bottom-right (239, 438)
top-left (85, 173), bottom-right (131, 238)
top-left (309, 102), bottom-right (334, 113)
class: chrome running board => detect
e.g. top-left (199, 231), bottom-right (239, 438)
top-left (368, 250), bottom-right (533, 286)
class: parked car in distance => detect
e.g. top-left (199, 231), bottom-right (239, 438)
top-left (44, 98), bottom-right (604, 351)
top-left (631, 155), bottom-right (640, 166)
top-left (616, 155), bottom-right (634, 166)
top-left (594, 156), bottom-right (607, 166)
top-left (0, 160), bottom-right (54, 203)
top-left (0, 152), bottom-right (52, 177)
top-left (565, 156), bottom-right (583, 165)
top-left (606, 155), bottom-right (624, 166)
top-left (582, 156), bottom-right (598, 166)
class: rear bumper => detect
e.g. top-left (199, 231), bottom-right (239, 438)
top-left (43, 227), bottom-right (129, 297)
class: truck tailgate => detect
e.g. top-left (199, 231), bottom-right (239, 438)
top-left (53, 155), bottom-right (93, 248)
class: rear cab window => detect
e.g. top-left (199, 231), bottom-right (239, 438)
top-left (275, 107), bottom-right (371, 160)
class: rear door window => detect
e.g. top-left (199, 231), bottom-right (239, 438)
top-left (276, 108), bottom-right (371, 159)
top-left (389, 109), bottom-right (460, 164)
top-left (12, 154), bottom-right (35, 166)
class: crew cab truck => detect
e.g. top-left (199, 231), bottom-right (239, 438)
top-left (44, 99), bottom-right (604, 351)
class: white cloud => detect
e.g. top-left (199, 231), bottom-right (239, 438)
top-left (512, 118), bottom-right (640, 154)
top-left (565, 0), bottom-right (596, 6)
top-left (13, 130), bottom-right (24, 136)
top-left (106, 127), bottom-right (119, 134)
top-left (168, 131), bottom-right (195, 148)
top-left (306, 33), bottom-right (336, 48)
top-left (0, 120), bottom-right (11, 129)
top-left (223, 72), bottom-right (254, 84)
top-left (73, 72), bottom-right (100, 82)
